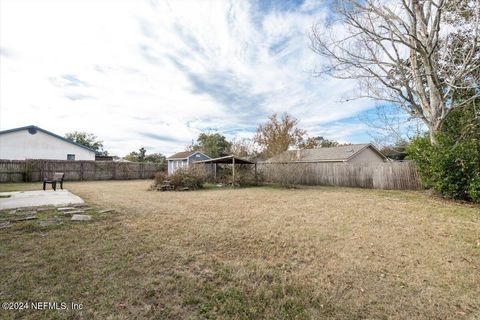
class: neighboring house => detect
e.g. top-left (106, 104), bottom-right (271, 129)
top-left (167, 151), bottom-right (211, 175)
top-left (266, 144), bottom-right (387, 164)
top-left (0, 125), bottom-right (96, 161)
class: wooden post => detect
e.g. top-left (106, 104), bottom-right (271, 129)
top-left (232, 157), bottom-right (235, 186)
top-left (254, 163), bottom-right (257, 185)
top-left (214, 163), bottom-right (217, 182)
top-left (80, 161), bottom-right (84, 181)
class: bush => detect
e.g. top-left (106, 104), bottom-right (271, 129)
top-left (151, 167), bottom-right (207, 191)
top-left (168, 166), bottom-right (207, 190)
top-left (406, 103), bottom-right (480, 202)
top-left (153, 171), bottom-right (168, 186)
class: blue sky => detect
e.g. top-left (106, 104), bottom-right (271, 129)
top-left (0, 0), bottom-right (378, 156)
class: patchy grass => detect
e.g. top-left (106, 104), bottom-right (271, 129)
top-left (0, 180), bottom-right (479, 319)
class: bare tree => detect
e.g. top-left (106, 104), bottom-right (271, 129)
top-left (229, 137), bottom-right (257, 159)
top-left (310, 0), bottom-right (479, 144)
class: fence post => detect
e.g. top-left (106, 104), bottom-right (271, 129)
top-left (80, 161), bottom-right (83, 181)
top-left (24, 159), bottom-right (30, 182)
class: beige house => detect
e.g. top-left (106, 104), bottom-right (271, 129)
top-left (266, 144), bottom-right (386, 164)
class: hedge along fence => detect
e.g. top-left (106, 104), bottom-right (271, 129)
top-left (257, 161), bottom-right (422, 190)
top-left (0, 159), bottom-right (164, 183)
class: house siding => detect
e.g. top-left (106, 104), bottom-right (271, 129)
top-left (0, 129), bottom-right (95, 161)
top-left (187, 153), bottom-right (210, 164)
top-left (348, 147), bottom-right (385, 164)
top-left (167, 152), bottom-right (211, 175)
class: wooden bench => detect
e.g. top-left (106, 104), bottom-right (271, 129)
top-left (43, 172), bottom-right (65, 191)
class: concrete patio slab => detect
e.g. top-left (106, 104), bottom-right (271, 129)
top-left (0, 190), bottom-right (85, 210)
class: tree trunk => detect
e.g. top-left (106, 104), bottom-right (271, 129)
top-left (429, 127), bottom-right (437, 145)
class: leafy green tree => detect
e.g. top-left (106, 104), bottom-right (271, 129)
top-left (124, 147), bottom-right (147, 162)
top-left (124, 148), bottom-right (166, 169)
top-left (189, 133), bottom-right (232, 158)
top-left (144, 153), bottom-right (167, 164)
top-left (65, 131), bottom-right (107, 154)
top-left (299, 136), bottom-right (342, 149)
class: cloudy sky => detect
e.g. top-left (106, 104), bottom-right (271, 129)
top-left (0, 0), bottom-right (378, 156)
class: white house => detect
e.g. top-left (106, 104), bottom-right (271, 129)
top-left (167, 151), bottom-right (211, 175)
top-left (0, 125), bottom-right (96, 161)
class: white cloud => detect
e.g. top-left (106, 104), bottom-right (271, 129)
top-left (0, 0), bottom-right (376, 156)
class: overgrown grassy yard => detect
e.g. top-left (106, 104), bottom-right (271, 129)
top-left (0, 181), bottom-right (479, 319)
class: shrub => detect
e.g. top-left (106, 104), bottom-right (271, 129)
top-left (168, 166), bottom-right (207, 190)
top-left (406, 103), bottom-right (480, 202)
top-left (153, 171), bottom-right (168, 186)
top-left (151, 167), bottom-right (207, 191)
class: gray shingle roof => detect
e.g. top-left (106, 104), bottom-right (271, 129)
top-left (167, 151), bottom-right (196, 159)
top-left (266, 144), bottom-right (385, 162)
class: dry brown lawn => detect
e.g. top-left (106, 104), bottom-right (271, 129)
top-left (0, 180), bottom-right (479, 319)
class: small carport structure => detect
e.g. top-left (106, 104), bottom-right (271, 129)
top-left (194, 155), bottom-right (257, 185)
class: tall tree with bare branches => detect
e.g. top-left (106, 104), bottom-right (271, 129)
top-left (310, 0), bottom-right (479, 144)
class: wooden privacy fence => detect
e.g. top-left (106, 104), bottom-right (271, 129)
top-left (257, 161), bottom-right (422, 190)
top-left (0, 160), bottom-right (163, 183)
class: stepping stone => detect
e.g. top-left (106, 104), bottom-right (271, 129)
top-left (36, 207), bottom-right (55, 212)
top-left (71, 214), bottom-right (92, 221)
top-left (57, 207), bottom-right (76, 212)
top-left (39, 219), bottom-right (63, 227)
top-left (72, 203), bottom-right (89, 208)
top-left (99, 209), bottom-right (114, 214)
top-left (18, 210), bottom-right (37, 215)
top-left (62, 210), bottom-right (84, 217)
top-left (11, 215), bottom-right (37, 222)
top-left (0, 222), bottom-right (11, 229)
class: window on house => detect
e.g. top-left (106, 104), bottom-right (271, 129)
top-left (67, 154), bottom-right (75, 160)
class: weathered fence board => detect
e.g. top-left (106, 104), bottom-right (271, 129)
top-left (0, 159), bottom-right (163, 183)
top-left (257, 161), bottom-right (421, 190)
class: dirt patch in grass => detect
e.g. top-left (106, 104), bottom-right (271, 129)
top-left (0, 180), bottom-right (479, 319)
